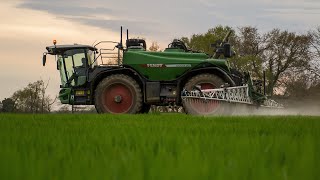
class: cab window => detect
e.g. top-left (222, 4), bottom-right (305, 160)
top-left (58, 49), bottom-right (87, 86)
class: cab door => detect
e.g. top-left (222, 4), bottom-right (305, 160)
top-left (63, 49), bottom-right (88, 86)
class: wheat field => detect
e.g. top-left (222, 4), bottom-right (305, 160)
top-left (0, 114), bottom-right (319, 180)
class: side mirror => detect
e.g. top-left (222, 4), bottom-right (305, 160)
top-left (42, 53), bottom-right (47, 66)
top-left (223, 43), bottom-right (232, 58)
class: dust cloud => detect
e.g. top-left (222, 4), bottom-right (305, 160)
top-left (230, 102), bottom-right (320, 116)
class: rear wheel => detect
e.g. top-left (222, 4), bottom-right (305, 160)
top-left (95, 74), bottom-right (142, 114)
top-left (183, 73), bottom-right (228, 115)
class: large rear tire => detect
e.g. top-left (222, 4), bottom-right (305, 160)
top-left (95, 74), bottom-right (142, 114)
top-left (183, 73), bottom-right (229, 115)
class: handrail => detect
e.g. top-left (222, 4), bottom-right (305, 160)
top-left (92, 40), bottom-right (123, 66)
top-left (94, 41), bottom-right (118, 48)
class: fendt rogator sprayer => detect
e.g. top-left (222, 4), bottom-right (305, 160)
top-left (42, 27), bottom-right (282, 115)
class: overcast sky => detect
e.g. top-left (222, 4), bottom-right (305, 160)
top-left (1, 0), bottom-right (319, 102)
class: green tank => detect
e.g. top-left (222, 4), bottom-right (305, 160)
top-left (123, 50), bottom-right (230, 81)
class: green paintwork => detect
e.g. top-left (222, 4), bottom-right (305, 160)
top-left (59, 88), bottom-right (72, 104)
top-left (123, 50), bottom-right (230, 81)
top-left (245, 73), bottom-right (267, 104)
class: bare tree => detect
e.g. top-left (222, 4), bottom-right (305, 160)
top-left (264, 29), bottom-right (312, 95)
top-left (308, 27), bottom-right (320, 78)
top-left (233, 27), bottom-right (312, 96)
top-left (149, 42), bottom-right (160, 52)
top-left (11, 79), bottom-right (56, 113)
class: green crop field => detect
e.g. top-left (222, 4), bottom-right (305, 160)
top-left (0, 114), bottom-right (319, 180)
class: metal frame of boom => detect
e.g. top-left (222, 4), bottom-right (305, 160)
top-left (181, 85), bottom-right (283, 108)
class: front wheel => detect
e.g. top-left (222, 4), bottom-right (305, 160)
top-left (95, 74), bottom-right (142, 114)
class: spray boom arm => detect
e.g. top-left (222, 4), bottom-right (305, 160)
top-left (222, 31), bottom-right (232, 45)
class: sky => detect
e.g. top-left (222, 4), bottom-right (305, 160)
top-left (1, 0), bottom-right (320, 103)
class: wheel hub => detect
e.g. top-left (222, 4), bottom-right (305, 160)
top-left (114, 95), bottom-right (122, 103)
top-left (103, 83), bottom-right (133, 114)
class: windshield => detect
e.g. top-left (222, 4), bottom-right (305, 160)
top-left (57, 49), bottom-right (87, 87)
top-left (58, 56), bottom-right (67, 86)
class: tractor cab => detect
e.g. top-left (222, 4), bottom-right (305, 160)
top-left (43, 44), bottom-right (97, 88)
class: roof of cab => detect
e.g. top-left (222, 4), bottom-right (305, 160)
top-left (46, 45), bottom-right (97, 54)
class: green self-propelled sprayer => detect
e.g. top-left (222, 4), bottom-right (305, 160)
top-left (42, 27), bottom-right (283, 115)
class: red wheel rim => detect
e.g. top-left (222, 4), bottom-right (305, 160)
top-left (189, 83), bottom-right (220, 114)
top-left (103, 83), bottom-right (133, 113)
